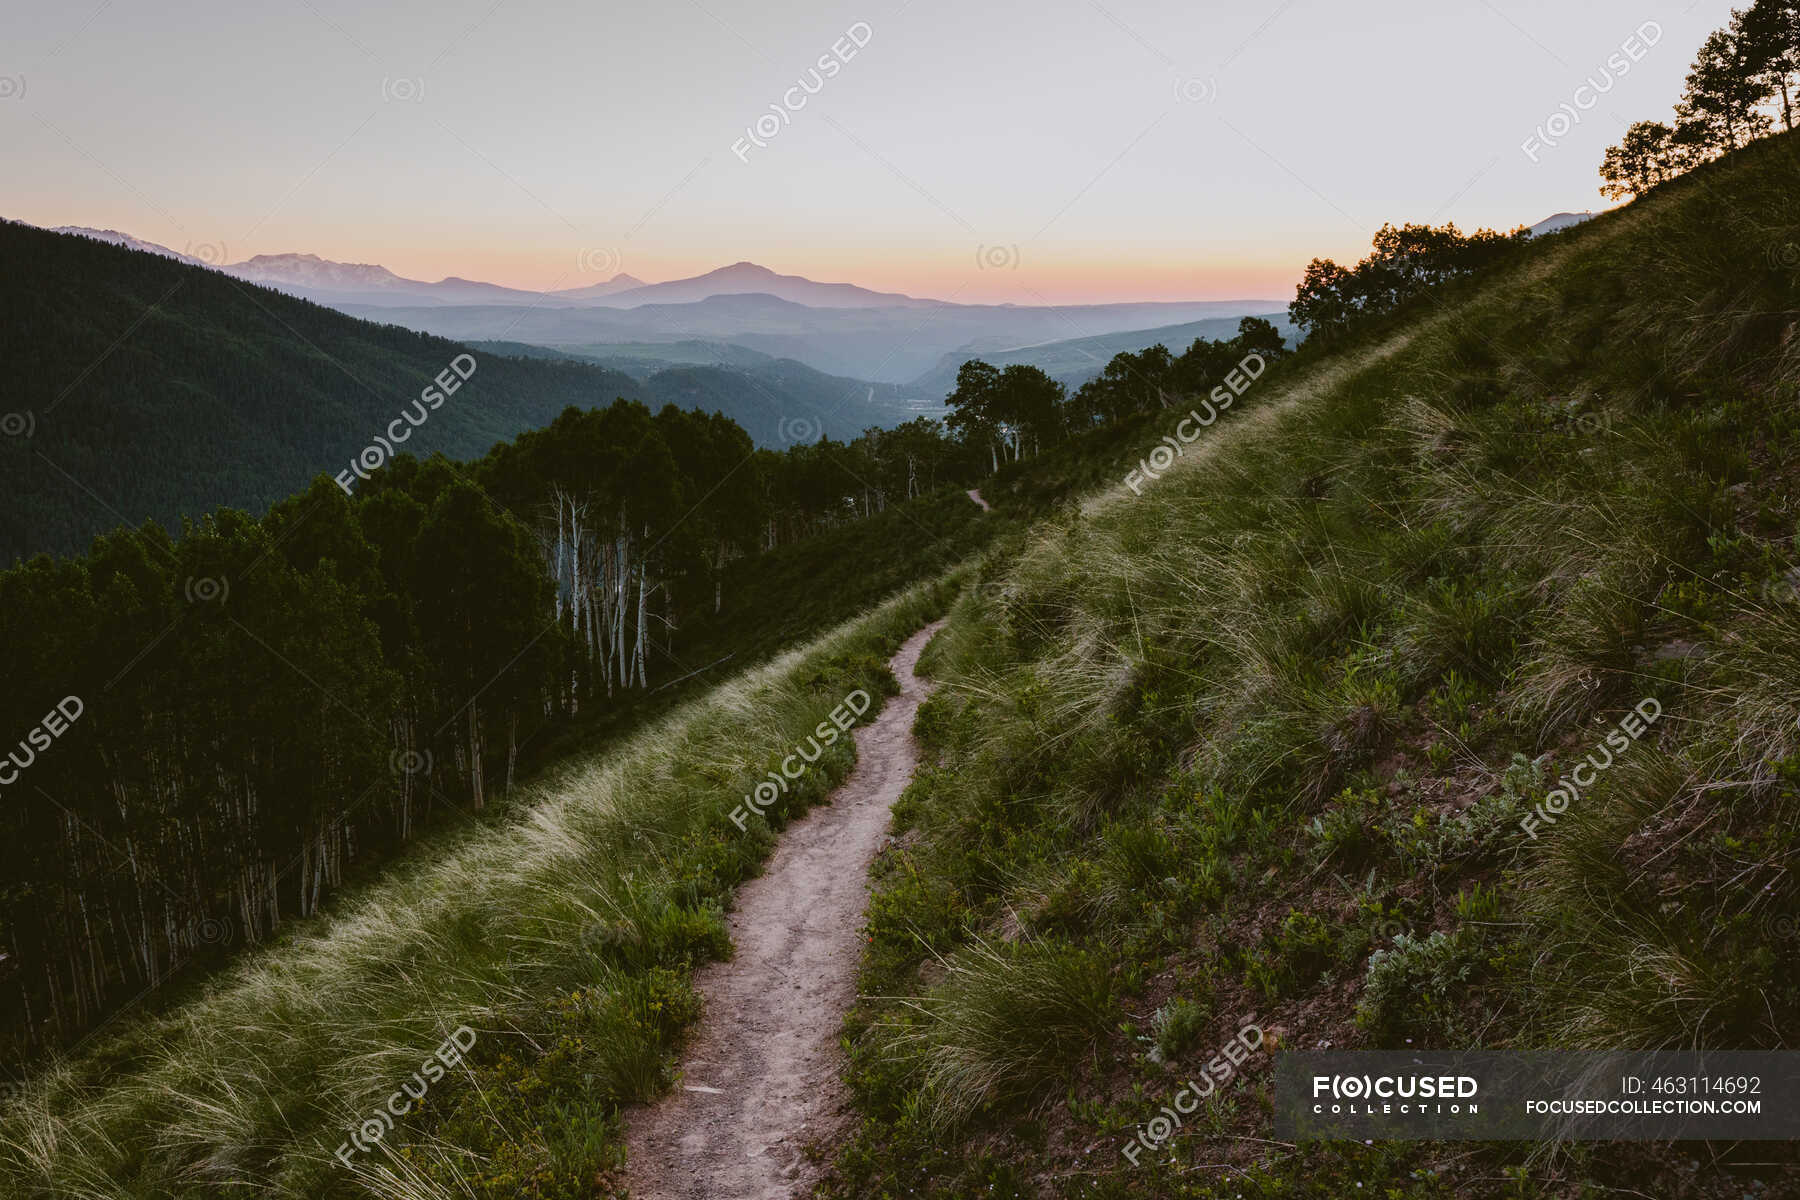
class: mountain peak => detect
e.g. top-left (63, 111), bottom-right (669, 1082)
top-left (1526, 211), bottom-right (1596, 238)
top-left (598, 262), bottom-right (938, 310)
top-left (225, 254), bottom-right (408, 288)
top-left (48, 225), bottom-right (205, 266)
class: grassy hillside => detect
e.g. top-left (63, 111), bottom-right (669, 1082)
top-left (826, 133), bottom-right (1800, 1197)
top-left (0, 574), bottom-right (964, 1198)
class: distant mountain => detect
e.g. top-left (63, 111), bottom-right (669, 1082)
top-left (346, 295), bottom-right (1291, 384)
top-left (172, 245), bottom-right (939, 311)
top-left (1527, 212), bottom-right (1596, 238)
top-left (219, 255), bottom-right (921, 310)
top-left (225, 252), bottom-right (413, 292)
top-left (220, 252), bottom-right (633, 308)
top-left (551, 274), bottom-right (651, 301)
top-left (468, 338), bottom-right (783, 381)
top-left (590, 261), bottom-right (939, 310)
top-left (906, 312), bottom-right (1299, 395)
top-left (0, 223), bottom-right (914, 561)
top-left (49, 226), bottom-right (209, 267)
top-left (641, 362), bottom-right (935, 446)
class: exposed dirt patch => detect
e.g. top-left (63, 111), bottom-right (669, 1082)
top-left (623, 620), bottom-right (947, 1199)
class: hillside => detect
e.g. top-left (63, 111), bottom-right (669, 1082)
top-left (7, 126), bottom-right (1798, 1195)
top-left (907, 312), bottom-right (1299, 395)
top-left (588, 260), bottom-right (939, 309)
top-left (542, 354), bottom-right (940, 442)
top-left (0, 574), bottom-right (966, 1198)
top-left (467, 341), bottom-right (938, 441)
top-left (465, 338), bottom-right (780, 378)
top-left (0, 225), bottom-right (920, 563)
top-left (339, 294), bottom-right (1286, 384)
top-left (827, 131), bottom-right (1800, 1198)
top-left (0, 222), bottom-right (646, 562)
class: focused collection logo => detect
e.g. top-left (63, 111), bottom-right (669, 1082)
top-left (1311, 1073), bottom-right (1480, 1116)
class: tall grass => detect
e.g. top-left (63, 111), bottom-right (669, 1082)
top-left (0, 573), bottom-right (964, 1198)
top-left (833, 132), bottom-right (1800, 1197)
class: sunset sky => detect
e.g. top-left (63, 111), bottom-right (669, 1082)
top-left (4, 0), bottom-right (1737, 304)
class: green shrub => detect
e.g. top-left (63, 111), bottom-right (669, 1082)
top-left (1147, 996), bottom-right (1209, 1063)
top-left (1356, 929), bottom-right (1486, 1045)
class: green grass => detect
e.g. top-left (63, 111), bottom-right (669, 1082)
top-left (825, 131), bottom-right (1800, 1198)
top-left (12, 121), bottom-right (1800, 1200)
top-left (0, 572), bottom-right (964, 1198)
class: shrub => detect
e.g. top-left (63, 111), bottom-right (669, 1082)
top-left (1356, 929), bottom-right (1486, 1045)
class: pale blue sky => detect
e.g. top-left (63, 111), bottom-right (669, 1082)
top-left (3, 0), bottom-right (1738, 302)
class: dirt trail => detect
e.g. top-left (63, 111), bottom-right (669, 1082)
top-left (623, 620), bottom-right (946, 1199)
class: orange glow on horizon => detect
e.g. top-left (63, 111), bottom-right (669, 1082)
top-left (289, 239), bottom-right (1307, 307)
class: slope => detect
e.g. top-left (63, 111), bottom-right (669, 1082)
top-left (622, 620), bottom-right (947, 1200)
top-left (0, 221), bottom-right (645, 562)
top-left (338, 295), bottom-right (1287, 384)
top-left (827, 131), bottom-right (1800, 1199)
top-left (0, 575), bottom-right (963, 1199)
top-left (906, 311), bottom-right (1298, 396)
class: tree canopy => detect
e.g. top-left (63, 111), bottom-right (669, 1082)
top-left (1600, 1), bottom-right (1797, 199)
top-left (1287, 224), bottom-right (1524, 343)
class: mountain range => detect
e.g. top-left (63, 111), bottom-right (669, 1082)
top-left (224, 252), bottom-right (647, 306)
top-left (39, 224), bottom-right (1291, 382)
top-left (46, 228), bottom-right (942, 310)
top-left (336, 294), bottom-right (1291, 383)
top-left (1, 222), bottom-right (925, 562)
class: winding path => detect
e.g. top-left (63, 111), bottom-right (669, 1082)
top-left (623, 620), bottom-right (946, 1199)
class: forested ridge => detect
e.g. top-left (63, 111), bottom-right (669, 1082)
top-left (0, 222), bottom-right (905, 563)
top-left (0, 396), bottom-right (967, 1064)
top-left (0, 238), bottom-right (1299, 1064)
top-left (0, 221), bottom-right (662, 562)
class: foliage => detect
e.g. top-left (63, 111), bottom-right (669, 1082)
top-left (0, 571), bottom-right (961, 1197)
top-left (828, 129), bottom-right (1800, 1197)
top-left (1600, 1), bottom-right (1797, 198)
top-left (1287, 223), bottom-right (1525, 343)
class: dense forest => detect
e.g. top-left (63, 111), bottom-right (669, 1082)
top-left (0, 287), bottom-right (1289, 1062)
top-left (0, 400), bottom-right (942, 1061)
top-left (0, 222), bottom-right (911, 563)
